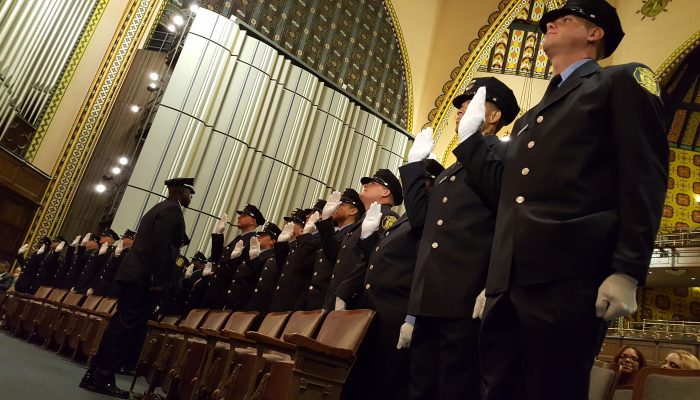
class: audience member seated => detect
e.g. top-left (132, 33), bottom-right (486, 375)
top-left (0, 261), bottom-right (14, 292)
top-left (614, 346), bottom-right (647, 386)
top-left (661, 350), bottom-right (700, 370)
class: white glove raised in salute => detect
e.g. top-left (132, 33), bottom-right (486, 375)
top-left (334, 297), bottom-right (347, 311)
top-left (361, 202), bottom-right (382, 239)
top-left (98, 242), bottom-right (109, 255)
top-left (55, 241), bottom-right (65, 252)
top-left (303, 211), bottom-right (320, 234)
top-left (396, 322), bottom-right (414, 349)
top-left (278, 222), bottom-right (295, 243)
top-left (248, 236), bottom-right (261, 259)
top-left (37, 244), bottom-right (46, 255)
top-left (595, 273), bottom-right (639, 321)
top-left (71, 235), bottom-right (81, 247)
top-left (472, 289), bottom-right (486, 319)
top-left (213, 213), bottom-right (228, 234)
top-left (321, 191), bottom-right (342, 220)
top-left (81, 233), bottom-right (91, 246)
top-left (202, 262), bottom-right (213, 276)
top-left (230, 240), bottom-right (245, 259)
top-left (184, 264), bottom-right (194, 279)
top-left (86, 288), bottom-right (94, 296)
top-left (457, 86), bottom-right (486, 143)
top-left (407, 127), bottom-right (434, 163)
top-left (18, 244), bottom-right (29, 254)
top-left (114, 240), bottom-right (124, 256)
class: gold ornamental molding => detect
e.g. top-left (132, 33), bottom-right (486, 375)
top-left (655, 29), bottom-right (700, 84)
top-left (26, 0), bottom-right (109, 161)
top-left (384, 0), bottom-right (414, 133)
top-left (426, 0), bottom-right (564, 163)
top-left (24, 0), bottom-right (162, 245)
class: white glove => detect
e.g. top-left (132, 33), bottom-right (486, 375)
top-left (303, 211), bottom-right (320, 234)
top-left (278, 222), bottom-right (295, 243)
top-left (71, 235), bottom-right (80, 247)
top-left (98, 242), bottom-right (109, 255)
top-left (81, 233), bottom-right (91, 246)
top-left (70, 287), bottom-right (76, 293)
top-left (202, 263), bottom-right (213, 276)
top-left (334, 297), bottom-right (346, 311)
top-left (457, 86), bottom-right (486, 143)
top-left (396, 322), bottom-right (414, 349)
top-left (86, 288), bottom-right (94, 296)
top-left (55, 241), bottom-right (65, 252)
top-left (595, 273), bottom-right (639, 321)
top-left (321, 191), bottom-right (342, 220)
top-left (213, 213), bottom-right (228, 234)
top-left (184, 264), bottom-right (194, 279)
top-left (37, 244), bottom-right (46, 255)
top-left (407, 127), bottom-right (434, 163)
top-left (18, 244), bottom-right (29, 254)
top-left (249, 236), bottom-right (261, 259)
top-left (230, 240), bottom-right (244, 259)
top-left (361, 202), bottom-right (382, 239)
top-left (114, 240), bottom-right (124, 256)
top-left (428, 152), bottom-right (438, 161)
top-left (472, 289), bottom-right (486, 319)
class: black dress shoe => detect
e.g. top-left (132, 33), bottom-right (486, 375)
top-left (117, 365), bottom-right (136, 375)
top-left (86, 381), bottom-right (130, 399)
top-left (79, 370), bottom-right (95, 389)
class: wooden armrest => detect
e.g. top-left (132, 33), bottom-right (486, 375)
top-left (285, 334), bottom-right (354, 360)
top-left (201, 328), bottom-right (226, 339)
top-left (87, 310), bottom-right (114, 319)
top-left (220, 330), bottom-right (254, 344)
top-left (60, 304), bottom-right (82, 312)
top-left (159, 323), bottom-right (181, 332)
top-left (147, 320), bottom-right (161, 328)
top-left (178, 325), bottom-right (206, 337)
top-left (246, 331), bottom-right (296, 353)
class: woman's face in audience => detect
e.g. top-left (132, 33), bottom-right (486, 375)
top-left (661, 353), bottom-right (682, 369)
top-left (618, 348), bottom-right (642, 375)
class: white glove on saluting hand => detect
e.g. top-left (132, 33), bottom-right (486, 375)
top-left (278, 222), bottom-right (295, 243)
top-left (396, 322), bottom-right (414, 349)
top-left (248, 236), bottom-right (261, 259)
top-left (86, 288), bottom-right (94, 296)
top-left (114, 240), bottom-right (124, 256)
top-left (457, 86), bottom-right (486, 143)
top-left (334, 297), bottom-right (346, 311)
top-left (303, 211), bottom-right (320, 234)
top-left (184, 264), bottom-right (194, 279)
top-left (230, 240), bottom-right (245, 259)
top-left (37, 244), bottom-right (46, 255)
top-left (55, 241), bottom-right (65, 252)
top-left (98, 242), bottom-right (109, 255)
top-left (71, 236), bottom-right (81, 247)
top-left (202, 263), bottom-right (213, 276)
top-left (595, 273), bottom-right (639, 321)
top-left (18, 244), bottom-right (29, 254)
top-left (322, 191), bottom-right (342, 220)
top-left (213, 213), bottom-right (228, 234)
top-left (81, 233), bottom-right (91, 246)
top-left (472, 289), bottom-right (486, 319)
top-left (361, 202), bottom-right (382, 239)
top-left (407, 127), bottom-right (434, 163)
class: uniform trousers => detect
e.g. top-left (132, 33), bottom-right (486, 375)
top-left (410, 316), bottom-right (481, 400)
top-left (90, 281), bottom-right (158, 383)
top-left (480, 277), bottom-right (608, 400)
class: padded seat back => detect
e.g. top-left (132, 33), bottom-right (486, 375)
top-left (222, 311), bottom-right (258, 334)
top-left (80, 295), bottom-right (103, 310)
top-left (632, 367), bottom-right (700, 400)
top-left (95, 298), bottom-right (117, 314)
top-left (199, 310), bottom-right (231, 331)
top-left (159, 315), bottom-right (180, 325)
top-left (34, 286), bottom-right (53, 298)
top-left (178, 309), bottom-right (208, 329)
top-left (315, 309), bottom-right (375, 352)
top-left (589, 361), bottom-right (619, 400)
top-left (282, 310), bottom-right (326, 338)
top-left (256, 312), bottom-right (292, 337)
top-left (61, 292), bottom-right (84, 306)
top-left (47, 289), bottom-right (68, 302)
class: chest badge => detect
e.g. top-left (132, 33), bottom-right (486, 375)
top-left (382, 215), bottom-right (397, 230)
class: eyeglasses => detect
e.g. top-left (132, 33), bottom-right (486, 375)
top-left (618, 354), bottom-right (640, 363)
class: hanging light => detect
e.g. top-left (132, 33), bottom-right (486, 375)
top-left (173, 15), bottom-right (185, 26)
top-left (95, 184), bottom-right (106, 193)
top-left (149, 72), bottom-right (159, 81)
top-left (190, 3), bottom-right (199, 13)
top-left (130, 105), bottom-right (140, 112)
top-left (167, 24), bottom-right (176, 32)
top-left (111, 167), bottom-right (122, 175)
top-left (118, 157), bottom-right (128, 165)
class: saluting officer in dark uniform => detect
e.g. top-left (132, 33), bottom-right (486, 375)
top-left (269, 209), bottom-right (320, 311)
top-left (33, 236), bottom-right (67, 291)
top-left (53, 235), bottom-right (81, 289)
top-left (93, 229), bottom-right (136, 297)
top-left (204, 204), bottom-right (265, 308)
top-left (225, 222), bottom-right (281, 310)
top-left (306, 189), bottom-right (364, 310)
top-left (14, 236), bottom-right (51, 294)
top-left (401, 77), bottom-right (519, 400)
top-left (182, 251), bottom-right (207, 313)
top-left (61, 233), bottom-right (99, 290)
top-left (80, 177), bottom-right (193, 398)
top-left (74, 229), bottom-right (118, 294)
top-left (453, 2), bottom-right (668, 399)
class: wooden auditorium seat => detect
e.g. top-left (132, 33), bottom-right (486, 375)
top-left (589, 361), bottom-right (620, 400)
top-left (631, 367), bottom-right (700, 400)
top-left (51, 295), bottom-right (103, 352)
top-left (17, 287), bottom-right (67, 337)
top-left (4, 286), bottom-right (53, 332)
top-left (32, 291), bottom-right (84, 344)
top-left (68, 297), bottom-right (118, 363)
top-left (132, 315), bottom-right (182, 388)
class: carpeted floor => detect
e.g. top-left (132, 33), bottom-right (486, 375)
top-left (0, 331), bottom-right (149, 399)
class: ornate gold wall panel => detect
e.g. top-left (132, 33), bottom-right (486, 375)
top-left (110, 9), bottom-right (409, 256)
top-left (24, 0), bottom-right (162, 246)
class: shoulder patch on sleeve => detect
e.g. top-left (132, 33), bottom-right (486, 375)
top-left (175, 256), bottom-right (186, 268)
top-left (633, 66), bottom-right (660, 97)
top-left (382, 215), bottom-right (397, 230)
